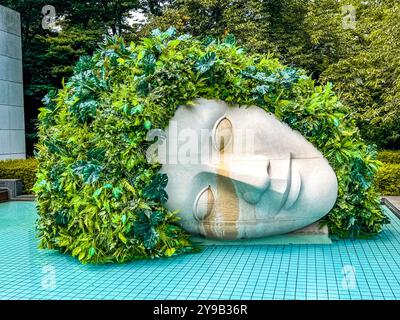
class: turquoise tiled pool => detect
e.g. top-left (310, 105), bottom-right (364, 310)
top-left (1, 201), bottom-right (400, 300)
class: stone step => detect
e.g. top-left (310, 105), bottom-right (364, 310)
top-left (382, 196), bottom-right (400, 219)
top-left (11, 194), bottom-right (36, 201)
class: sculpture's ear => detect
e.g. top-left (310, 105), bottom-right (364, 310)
top-left (212, 116), bottom-right (233, 151)
top-left (193, 185), bottom-right (215, 221)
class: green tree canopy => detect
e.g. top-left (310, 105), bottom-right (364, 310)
top-left (2, 0), bottom-right (144, 153)
top-left (320, 0), bottom-right (400, 148)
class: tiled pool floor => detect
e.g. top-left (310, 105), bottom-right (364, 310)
top-left (1, 201), bottom-right (400, 300)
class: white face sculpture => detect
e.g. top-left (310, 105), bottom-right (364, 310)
top-left (157, 99), bottom-right (338, 239)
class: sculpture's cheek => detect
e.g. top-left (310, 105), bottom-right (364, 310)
top-left (272, 158), bottom-right (338, 224)
top-left (293, 158), bottom-right (338, 219)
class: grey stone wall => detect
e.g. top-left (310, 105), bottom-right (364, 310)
top-left (0, 179), bottom-right (23, 198)
top-left (0, 5), bottom-right (25, 160)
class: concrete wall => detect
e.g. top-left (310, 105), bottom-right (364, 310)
top-left (0, 5), bottom-right (25, 160)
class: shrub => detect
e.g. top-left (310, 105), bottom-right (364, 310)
top-left (378, 150), bottom-right (400, 164)
top-left (34, 29), bottom-right (387, 263)
top-left (0, 158), bottom-right (38, 194)
top-left (376, 164), bottom-right (400, 196)
top-left (375, 150), bottom-right (400, 195)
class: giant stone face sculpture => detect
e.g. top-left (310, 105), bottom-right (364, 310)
top-left (158, 99), bottom-right (338, 239)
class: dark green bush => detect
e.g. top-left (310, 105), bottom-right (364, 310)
top-left (34, 29), bottom-right (387, 263)
top-left (378, 150), bottom-right (400, 164)
top-left (376, 164), bottom-right (400, 196)
top-left (0, 158), bottom-right (38, 194)
top-left (375, 150), bottom-right (400, 195)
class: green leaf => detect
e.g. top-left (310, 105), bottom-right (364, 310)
top-left (72, 247), bottom-right (81, 256)
top-left (118, 232), bottom-right (127, 244)
top-left (88, 247), bottom-right (96, 258)
top-left (55, 211), bottom-right (68, 226)
top-left (69, 98), bottom-right (98, 123)
top-left (143, 227), bottom-right (159, 250)
top-left (141, 53), bottom-right (157, 75)
top-left (72, 160), bottom-right (103, 184)
top-left (130, 104), bottom-right (144, 115)
top-left (165, 248), bottom-right (176, 257)
top-left (150, 29), bottom-right (162, 37)
top-left (112, 187), bottom-right (123, 199)
top-left (122, 103), bottom-right (130, 114)
top-left (78, 251), bottom-right (86, 261)
top-left (223, 34), bottom-right (236, 45)
top-left (143, 173), bottom-right (168, 203)
top-left (163, 27), bottom-right (176, 38)
top-left (195, 52), bottom-right (216, 74)
top-left (150, 211), bottom-right (164, 226)
top-left (144, 120), bottom-right (152, 130)
top-left (93, 188), bottom-right (102, 197)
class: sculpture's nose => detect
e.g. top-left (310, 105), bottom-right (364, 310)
top-left (205, 155), bottom-right (271, 204)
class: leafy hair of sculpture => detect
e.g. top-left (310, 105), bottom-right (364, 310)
top-left (34, 28), bottom-right (387, 263)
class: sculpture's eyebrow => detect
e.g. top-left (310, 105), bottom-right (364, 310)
top-left (212, 116), bottom-right (233, 151)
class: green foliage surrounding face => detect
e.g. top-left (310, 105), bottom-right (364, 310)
top-left (34, 29), bottom-right (387, 263)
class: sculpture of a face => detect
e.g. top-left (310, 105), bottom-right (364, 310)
top-left (157, 99), bottom-right (338, 239)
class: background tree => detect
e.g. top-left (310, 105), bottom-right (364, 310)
top-left (142, 0), bottom-right (357, 76)
top-left (140, 0), bottom-right (272, 53)
top-left (1, 0), bottom-right (142, 153)
top-left (320, 0), bottom-right (400, 149)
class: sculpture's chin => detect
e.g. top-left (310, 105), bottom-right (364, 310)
top-left (184, 217), bottom-right (329, 240)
